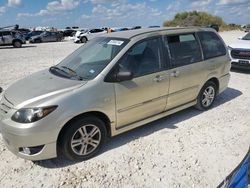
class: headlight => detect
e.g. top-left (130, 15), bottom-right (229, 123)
top-left (11, 106), bottom-right (57, 123)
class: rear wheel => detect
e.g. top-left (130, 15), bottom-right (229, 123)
top-left (57, 37), bottom-right (62, 42)
top-left (13, 40), bottom-right (22, 48)
top-left (81, 37), bottom-right (87, 43)
top-left (59, 116), bottom-right (107, 161)
top-left (195, 81), bottom-right (217, 110)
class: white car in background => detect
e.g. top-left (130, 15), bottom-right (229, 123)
top-left (74, 29), bottom-right (86, 38)
top-left (74, 29), bottom-right (107, 43)
top-left (228, 32), bottom-right (250, 70)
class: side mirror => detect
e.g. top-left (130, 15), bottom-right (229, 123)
top-left (238, 36), bottom-right (242, 40)
top-left (105, 68), bottom-right (133, 82)
top-left (116, 70), bottom-right (133, 82)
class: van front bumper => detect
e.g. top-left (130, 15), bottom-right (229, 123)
top-left (0, 119), bottom-right (58, 161)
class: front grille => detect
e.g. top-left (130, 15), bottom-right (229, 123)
top-left (231, 49), bottom-right (250, 60)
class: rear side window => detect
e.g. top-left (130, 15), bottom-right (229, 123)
top-left (166, 33), bottom-right (202, 67)
top-left (197, 31), bottom-right (226, 59)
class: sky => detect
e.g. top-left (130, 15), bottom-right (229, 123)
top-left (0, 0), bottom-right (250, 29)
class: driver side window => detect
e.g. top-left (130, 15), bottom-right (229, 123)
top-left (118, 38), bottom-right (162, 77)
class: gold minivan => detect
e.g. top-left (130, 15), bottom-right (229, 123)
top-left (0, 27), bottom-right (230, 161)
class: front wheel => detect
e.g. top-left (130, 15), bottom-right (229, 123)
top-left (195, 81), bottom-right (217, 110)
top-left (59, 116), bottom-right (107, 161)
top-left (81, 37), bottom-right (87, 43)
top-left (13, 40), bottom-right (22, 48)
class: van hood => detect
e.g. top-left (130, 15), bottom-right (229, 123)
top-left (229, 40), bottom-right (250, 49)
top-left (4, 69), bottom-right (87, 107)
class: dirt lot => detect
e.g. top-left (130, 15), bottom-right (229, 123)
top-left (0, 31), bottom-right (249, 188)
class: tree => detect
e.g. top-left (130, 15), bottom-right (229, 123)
top-left (163, 11), bottom-right (226, 27)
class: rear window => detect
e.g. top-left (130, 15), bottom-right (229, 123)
top-left (197, 31), bottom-right (226, 59)
top-left (166, 33), bottom-right (202, 67)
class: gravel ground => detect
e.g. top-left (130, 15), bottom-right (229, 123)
top-left (0, 31), bottom-right (249, 188)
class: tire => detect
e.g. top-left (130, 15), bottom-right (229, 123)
top-left (59, 116), bottom-right (107, 161)
top-left (13, 40), bottom-right (22, 48)
top-left (81, 37), bottom-right (87, 43)
top-left (35, 39), bottom-right (42, 43)
top-left (195, 81), bottom-right (217, 110)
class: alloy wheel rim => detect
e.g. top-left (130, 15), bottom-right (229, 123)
top-left (15, 42), bottom-right (21, 47)
top-left (71, 124), bottom-right (101, 156)
top-left (202, 86), bottom-right (215, 107)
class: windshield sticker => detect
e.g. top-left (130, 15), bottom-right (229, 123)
top-left (107, 40), bottom-right (124, 46)
top-left (89, 69), bottom-right (95, 74)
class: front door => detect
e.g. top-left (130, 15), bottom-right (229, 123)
top-left (50, 32), bottom-right (57, 42)
top-left (114, 37), bottom-right (170, 128)
top-left (1, 31), bottom-right (12, 45)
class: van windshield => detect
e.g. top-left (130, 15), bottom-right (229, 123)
top-left (50, 37), bottom-right (129, 80)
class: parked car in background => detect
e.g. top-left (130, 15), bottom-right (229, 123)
top-left (228, 32), bottom-right (250, 70)
top-left (29, 31), bottom-right (63, 43)
top-left (74, 29), bottom-right (107, 43)
top-left (148, 26), bottom-right (160, 28)
top-left (112, 28), bottom-right (127, 32)
top-left (74, 29), bottom-right (87, 38)
top-left (207, 24), bottom-right (219, 32)
top-left (0, 30), bottom-right (26, 48)
top-left (0, 27), bottom-right (230, 161)
top-left (120, 28), bottom-right (129, 31)
top-left (245, 24), bottom-right (250, 33)
top-left (131, 26), bottom-right (142, 30)
top-left (25, 31), bottom-right (44, 40)
top-left (63, 29), bottom-right (76, 37)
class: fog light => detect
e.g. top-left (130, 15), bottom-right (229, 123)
top-left (19, 145), bottom-right (44, 155)
top-left (22, 147), bottom-right (31, 155)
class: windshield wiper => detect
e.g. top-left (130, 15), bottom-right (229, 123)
top-left (61, 66), bottom-right (77, 75)
top-left (50, 66), bottom-right (69, 75)
top-left (61, 66), bottom-right (84, 81)
top-left (50, 66), bottom-right (84, 80)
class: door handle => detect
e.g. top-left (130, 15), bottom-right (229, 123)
top-left (171, 70), bottom-right (180, 77)
top-left (153, 75), bottom-right (166, 82)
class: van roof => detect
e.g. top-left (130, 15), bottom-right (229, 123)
top-left (106, 27), bottom-right (212, 39)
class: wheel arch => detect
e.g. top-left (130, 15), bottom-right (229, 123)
top-left (12, 39), bottom-right (22, 44)
top-left (57, 111), bottom-right (111, 147)
top-left (206, 77), bottom-right (219, 94)
top-left (81, 36), bottom-right (88, 41)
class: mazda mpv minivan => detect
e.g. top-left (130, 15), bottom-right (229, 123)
top-left (0, 27), bottom-right (230, 161)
